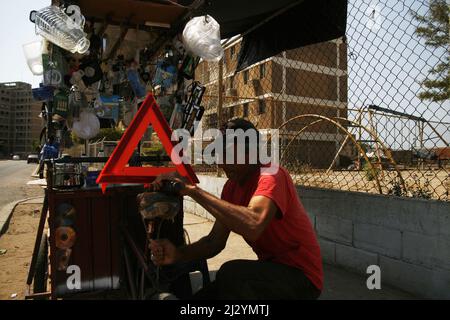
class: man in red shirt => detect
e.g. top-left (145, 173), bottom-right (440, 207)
top-left (147, 118), bottom-right (323, 299)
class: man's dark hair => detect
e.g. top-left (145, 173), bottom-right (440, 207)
top-left (221, 117), bottom-right (260, 156)
top-left (222, 117), bottom-right (258, 132)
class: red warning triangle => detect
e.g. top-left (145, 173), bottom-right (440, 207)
top-left (96, 93), bottom-right (199, 192)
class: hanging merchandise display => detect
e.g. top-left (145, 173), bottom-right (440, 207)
top-left (72, 110), bottom-right (100, 140)
top-left (156, 94), bottom-right (178, 123)
top-left (69, 70), bottom-right (87, 92)
top-left (179, 55), bottom-right (200, 80)
top-left (42, 46), bottom-right (68, 88)
top-left (127, 66), bottom-right (147, 98)
top-left (97, 95), bottom-right (120, 123)
top-left (30, 5), bottom-right (90, 54)
top-left (79, 59), bottom-right (103, 86)
top-left (182, 15), bottom-right (224, 62)
top-left (182, 82), bottom-right (206, 136)
top-left (122, 99), bottom-right (137, 127)
top-left (169, 103), bottom-right (185, 130)
top-left (22, 40), bottom-right (44, 75)
top-left (53, 90), bottom-right (70, 119)
top-left (153, 59), bottom-right (178, 92)
top-left (68, 85), bottom-right (86, 121)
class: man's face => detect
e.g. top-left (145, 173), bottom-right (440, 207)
top-left (218, 143), bottom-right (253, 182)
top-left (218, 163), bottom-right (249, 181)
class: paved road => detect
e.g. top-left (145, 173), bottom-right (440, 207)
top-left (0, 160), bottom-right (43, 208)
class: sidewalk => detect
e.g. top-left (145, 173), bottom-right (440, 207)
top-left (183, 213), bottom-right (417, 300)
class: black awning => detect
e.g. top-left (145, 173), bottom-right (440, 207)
top-left (76, 0), bottom-right (347, 71)
top-left (198, 0), bottom-right (297, 38)
top-left (201, 0), bottom-right (347, 71)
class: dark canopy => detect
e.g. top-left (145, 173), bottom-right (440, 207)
top-left (200, 0), bottom-right (347, 71)
top-left (77, 0), bottom-right (347, 70)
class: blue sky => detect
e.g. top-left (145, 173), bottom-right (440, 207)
top-left (1, 0), bottom-right (448, 148)
top-left (0, 0), bottom-right (48, 87)
top-left (346, 0), bottom-right (449, 148)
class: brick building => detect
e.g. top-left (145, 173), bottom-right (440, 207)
top-left (196, 38), bottom-right (351, 168)
top-left (0, 82), bottom-right (42, 157)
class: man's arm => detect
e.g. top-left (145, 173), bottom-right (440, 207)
top-left (178, 221), bottom-right (230, 262)
top-left (150, 220), bottom-right (230, 266)
top-left (185, 186), bottom-right (278, 242)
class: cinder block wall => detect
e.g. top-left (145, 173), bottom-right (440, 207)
top-left (184, 175), bottom-right (450, 299)
top-left (184, 175), bottom-right (228, 221)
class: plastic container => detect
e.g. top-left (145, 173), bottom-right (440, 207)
top-left (31, 5), bottom-right (90, 54)
top-left (72, 110), bottom-right (100, 140)
top-left (53, 163), bottom-right (84, 189)
top-left (85, 170), bottom-right (100, 187)
top-left (182, 15), bottom-right (224, 62)
top-left (22, 40), bottom-right (44, 75)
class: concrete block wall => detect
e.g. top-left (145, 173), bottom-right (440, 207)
top-left (184, 175), bottom-right (227, 221)
top-left (299, 187), bottom-right (450, 299)
top-left (184, 175), bottom-right (450, 299)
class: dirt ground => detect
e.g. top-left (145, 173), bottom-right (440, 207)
top-left (292, 169), bottom-right (449, 201)
top-left (0, 203), bottom-right (42, 300)
top-left (197, 168), bottom-right (450, 201)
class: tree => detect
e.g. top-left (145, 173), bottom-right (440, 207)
top-left (411, 0), bottom-right (449, 102)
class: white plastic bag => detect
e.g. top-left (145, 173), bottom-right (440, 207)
top-left (72, 110), bottom-right (100, 140)
top-left (182, 15), bottom-right (224, 62)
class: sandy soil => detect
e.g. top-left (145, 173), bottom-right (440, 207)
top-left (0, 203), bottom-right (43, 300)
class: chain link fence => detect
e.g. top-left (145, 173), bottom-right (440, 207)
top-left (192, 0), bottom-right (450, 201)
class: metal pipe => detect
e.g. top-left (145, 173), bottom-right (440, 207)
top-left (277, 114), bottom-right (383, 194)
top-left (327, 135), bottom-right (351, 174)
top-left (123, 246), bottom-right (137, 300)
top-left (26, 193), bottom-right (49, 286)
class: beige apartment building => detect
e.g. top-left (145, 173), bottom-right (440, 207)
top-left (195, 38), bottom-right (351, 168)
top-left (0, 82), bottom-right (42, 157)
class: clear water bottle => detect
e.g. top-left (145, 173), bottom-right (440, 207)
top-left (31, 6), bottom-right (90, 54)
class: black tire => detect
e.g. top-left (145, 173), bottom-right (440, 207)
top-left (33, 234), bottom-right (49, 297)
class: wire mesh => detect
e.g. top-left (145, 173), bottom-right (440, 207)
top-left (192, 0), bottom-right (449, 201)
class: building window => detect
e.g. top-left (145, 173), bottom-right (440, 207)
top-left (259, 63), bottom-right (266, 79)
top-left (243, 70), bottom-right (249, 84)
top-left (258, 100), bottom-right (266, 114)
top-left (243, 103), bottom-right (249, 117)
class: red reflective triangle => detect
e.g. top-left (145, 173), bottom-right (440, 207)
top-left (96, 93), bottom-right (198, 193)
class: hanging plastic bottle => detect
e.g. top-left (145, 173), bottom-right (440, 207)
top-left (30, 5), bottom-right (90, 54)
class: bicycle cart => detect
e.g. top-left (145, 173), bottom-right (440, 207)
top-left (26, 156), bottom-right (209, 300)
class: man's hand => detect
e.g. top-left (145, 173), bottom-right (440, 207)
top-left (152, 172), bottom-right (196, 196)
top-left (149, 239), bottom-right (179, 266)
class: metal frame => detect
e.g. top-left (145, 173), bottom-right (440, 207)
top-left (276, 114), bottom-right (409, 195)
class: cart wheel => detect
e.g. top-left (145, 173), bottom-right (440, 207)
top-left (33, 234), bottom-right (49, 298)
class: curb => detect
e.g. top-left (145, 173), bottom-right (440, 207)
top-left (0, 196), bottom-right (44, 236)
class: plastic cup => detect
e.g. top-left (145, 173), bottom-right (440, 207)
top-left (22, 40), bottom-right (44, 75)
